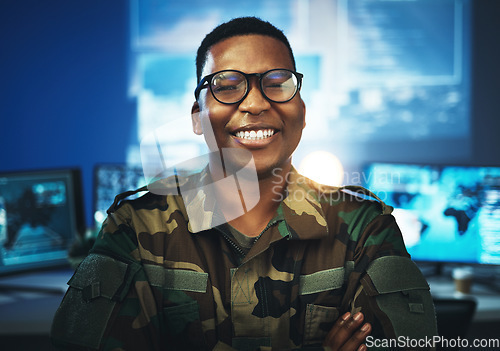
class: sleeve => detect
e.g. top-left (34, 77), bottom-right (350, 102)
top-left (348, 211), bottom-right (438, 342)
top-left (50, 210), bottom-right (166, 351)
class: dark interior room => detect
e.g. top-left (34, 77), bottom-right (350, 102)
top-left (1, 0), bottom-right (499, 349)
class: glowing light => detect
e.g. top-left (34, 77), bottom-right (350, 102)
top-left (392, 208), bottom-right (422, 248)
top-left (298, 151), bottom-right (344, 186)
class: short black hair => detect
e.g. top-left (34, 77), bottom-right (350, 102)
top-left (195, 16), bottom-right (296, 83)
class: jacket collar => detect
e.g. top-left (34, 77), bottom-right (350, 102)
top-left (279, 167), bottom-right (330, 240)
top-left (109, 165), bottom-right (331, 239)
top-left (182, 166), bottom-right (331, 238)
top-left (207, 166), bottom-right (330, 240)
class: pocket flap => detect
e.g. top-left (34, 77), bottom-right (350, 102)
top-left (68, 253), bottom-right (136, 301)
top-left (144, 264), bottom-right (208, 293)
top-left (366, 256), bottom-right (429, 295)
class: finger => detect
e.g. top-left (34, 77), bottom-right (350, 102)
top-left (325, 312), bottom-right (365, 351)
top-left (340, 323), bottom-right (371, 351)
top-left (323, 312), bottom-right (351, 347)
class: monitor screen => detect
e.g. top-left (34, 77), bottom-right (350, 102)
top-left (363, 163), bottom-right (500, 265)
top-left (93, 164), bottom-right (147, 229)
top-left (0, 168), bottom-right (84, 275)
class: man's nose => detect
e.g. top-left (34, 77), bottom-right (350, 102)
top-left (238, 81), bottom-right (271, 115)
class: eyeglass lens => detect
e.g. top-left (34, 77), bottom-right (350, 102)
top-left (210, 70), bottom-right (299, 104)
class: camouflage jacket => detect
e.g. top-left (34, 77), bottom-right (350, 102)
top-left (51, 168), bottom-right (437, 350)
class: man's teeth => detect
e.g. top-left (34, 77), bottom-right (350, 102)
top-left (235, 129), bottom-right (275, 140)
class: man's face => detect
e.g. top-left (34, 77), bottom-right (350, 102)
top-left (192, 34), bottom-right (306, 178)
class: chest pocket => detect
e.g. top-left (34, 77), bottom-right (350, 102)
top-left (299, 264), bottom-right (353, 345)
top-left (144, 265), bottom-right (209, 348)
top-left (303, 304), bottom-right (339, 346)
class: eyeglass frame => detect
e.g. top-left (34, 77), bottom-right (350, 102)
top-left (194, 68), bottom-right (304, 105)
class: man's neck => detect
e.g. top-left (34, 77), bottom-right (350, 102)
top-left (211, 162), bottom-right (291, 237)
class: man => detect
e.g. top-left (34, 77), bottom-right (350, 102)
top-left (51, 17), bottom-right (437, 350)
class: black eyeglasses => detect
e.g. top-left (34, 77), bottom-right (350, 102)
top-left (194, 69), bottom-right (303, 104)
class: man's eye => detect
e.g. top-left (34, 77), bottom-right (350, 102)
top-left (213, 79), bottom-right (245, 93)
top-left (265, 79), bottom-right (291, 90)
top-left (213, 84), bottom-right (238, 93)
top-left (266, 82), bottom-right (286, 88)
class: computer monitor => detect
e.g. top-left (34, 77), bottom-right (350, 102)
top-left (363, 163), bottom-right (500, 265)
top-left (93, 164), bottom-right (147, 229)
top-left (0, 168), bottom-right (84, 276)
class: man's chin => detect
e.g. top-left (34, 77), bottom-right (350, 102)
top-left (254, 161), bottom-right (292, 180)
top-left (206, 147), bottom-right (291, 182)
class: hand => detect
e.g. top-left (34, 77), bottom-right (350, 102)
top-left (323, 312), bottom-right (372, 351)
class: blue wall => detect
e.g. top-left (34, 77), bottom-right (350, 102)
top-left (470, 0), bottom-right (500, 166)
top-left (1, 0), bottom-right (499, 228)
top-left (0, 0), bottom-right (135, 227)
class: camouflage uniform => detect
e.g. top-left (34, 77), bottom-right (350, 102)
top-left (51, 168), bottom-right (437, 350)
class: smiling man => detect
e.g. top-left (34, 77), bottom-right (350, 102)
top-left (51, 17), bottom-right (437, 351)
top-left (191, 29), bottom-right (307, 241)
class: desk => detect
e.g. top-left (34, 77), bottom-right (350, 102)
top-left (0, 268), bottom-right (73, 335)
top-left (427, 276), bottom-right (500, 323)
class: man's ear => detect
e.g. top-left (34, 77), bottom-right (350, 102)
top-left (191, 102), bottom-right (203, 135)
